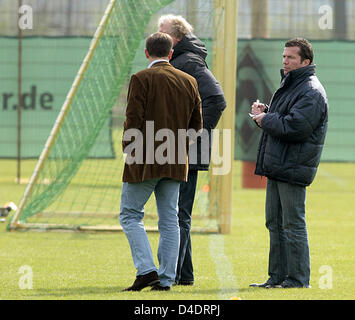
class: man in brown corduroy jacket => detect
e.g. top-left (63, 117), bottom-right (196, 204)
top-left (119, 32), bottom-right (202, 292)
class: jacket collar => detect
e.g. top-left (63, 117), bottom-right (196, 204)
top-left (280, 64), bottom-right (316, 87)
top-left (172, 33), bottom-right (207, 60)
top-left (148, 60), bottom-right (170, 69)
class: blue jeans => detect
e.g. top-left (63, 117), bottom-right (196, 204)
top-left (265, 179), bottom-right (310, 286)
top-left (119, 178), bottom-right (180, 287)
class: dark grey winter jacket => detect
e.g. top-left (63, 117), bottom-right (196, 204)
top-left (170, 33), bottom-right (226, 171)
top-left (255, 64), bottom-right (328, 186)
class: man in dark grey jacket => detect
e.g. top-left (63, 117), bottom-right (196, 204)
top-left (250, 38), bottom-right (328, 289)
top-left (158, 14), bottom-right (226, 285)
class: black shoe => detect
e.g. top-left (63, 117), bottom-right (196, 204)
top-left (280, 280), bottom-right (311, 289)
top-left (151, 284), bottom-right (171, 291)
top-left (249, 279), bottom-right (281, 288)
top-left (176, 280), bottom-right (194, 286)
top-left (123, 271), bottom-right (160, 291)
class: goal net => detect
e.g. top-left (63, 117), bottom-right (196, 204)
top-left (9, 0), bottom-right (235, 233)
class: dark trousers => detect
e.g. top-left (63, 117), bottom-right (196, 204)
top-left (265, 179), bottom-right (310, 286)
top-left (175, 170), bottom-right (198, 283)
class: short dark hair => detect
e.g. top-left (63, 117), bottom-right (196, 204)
top-left (285, 38), bottom-right (314, 64)
top-left (146, 32), bottom-right (173, 58)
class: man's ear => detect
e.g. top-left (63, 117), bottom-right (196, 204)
top-left (144, 49), bottom-right (150, 59)
top-left (302, 58), bottom-right (311, 67)
top-left (168, 49), bottom-right (174, 60)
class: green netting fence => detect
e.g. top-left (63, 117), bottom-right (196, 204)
top-left (8, 0), bottom-right (220, 233)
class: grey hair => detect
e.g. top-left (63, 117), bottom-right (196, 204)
top-left (158, 14), bottom-right (194, 39)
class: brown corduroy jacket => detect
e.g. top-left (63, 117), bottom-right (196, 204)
top-left (122, 61), bottom-right (202, 183)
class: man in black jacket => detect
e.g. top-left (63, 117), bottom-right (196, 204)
top-left (158, 14), bottom-right (226, 286)
top-left (250, 38), bottom-right (328, 288)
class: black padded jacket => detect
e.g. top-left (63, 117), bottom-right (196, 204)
top-left (255, 64), bottom-right (328, 186)
top-left (170, 33), bottom-right (226, 171)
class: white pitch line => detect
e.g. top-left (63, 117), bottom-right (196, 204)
top-left (318, 168), bottom-right (346, 188)
top-left (209, 234), bottom-right (238, 300)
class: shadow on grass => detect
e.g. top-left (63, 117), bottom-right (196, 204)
top-left (29, 286), bottom-right (125, 298)
top-left (25, 286), bottom-right (254, 299)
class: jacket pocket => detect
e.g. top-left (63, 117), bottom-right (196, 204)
top-left (265, 138), bottom-right (288, 165)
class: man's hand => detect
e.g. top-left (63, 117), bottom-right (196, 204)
top-left (251, 100), bottom-right (266, 115)
top-left (253, 112), bottom-right (266, 127)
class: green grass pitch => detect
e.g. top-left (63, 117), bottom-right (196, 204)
top-left (0, 159), bottom-right (354, 300)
